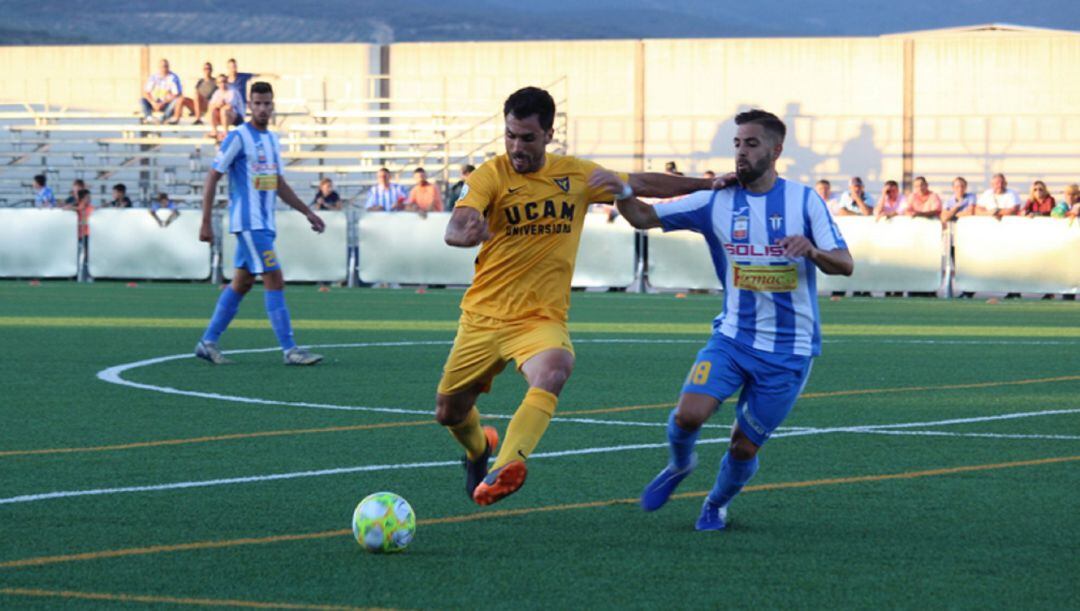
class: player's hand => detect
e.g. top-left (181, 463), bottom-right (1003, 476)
top-left (587, 169), bottom-right (625, 197)
top-left (711, 172), bottom-right (738, 190)
top-left (199, 221), bottom-right (213, 242)
top-left (462, 211), bottom-right (491, 243)
top-left (307, 212), bottom-right (326, 234)
top-left (778, 235), bottom-right (817, 259)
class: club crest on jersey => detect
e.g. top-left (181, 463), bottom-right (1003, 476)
top-left (769, 213), bottom-right (783, 231)
top-left (553, 177), bottom-right (570, 192)
top-left (733, 216), bottom-right (749, 240)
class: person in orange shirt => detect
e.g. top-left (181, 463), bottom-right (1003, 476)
top-left (404, 167), bottom-right (443, 213)
top-left (437, 86), bottom-right (729, 506)
top-left (905, 176), bottom-right (943, 219)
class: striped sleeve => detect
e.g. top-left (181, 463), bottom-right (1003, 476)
top-left (655, 189), bottom-right (716, 234)
top-left (212, 132), bottom-right (242, 173)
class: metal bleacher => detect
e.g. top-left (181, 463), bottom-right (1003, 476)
top-left (0, 84), bottom-right (569, 207)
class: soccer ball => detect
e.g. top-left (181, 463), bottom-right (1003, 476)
top-left (352, 492), bottom-right (416, 553)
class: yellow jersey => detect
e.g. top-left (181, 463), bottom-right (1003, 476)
top-left (455, 152), bottom-right (626, 322)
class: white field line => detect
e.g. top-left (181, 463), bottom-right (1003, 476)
top-left (850, 430), bottom-right (1080, 441)
top-left (4, 408), bottom-right (1078, 506)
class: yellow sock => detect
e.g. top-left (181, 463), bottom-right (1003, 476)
top-left (493, 387), bottom-right (558, 469)
top-left (447, 406), bottom-right (486, 460)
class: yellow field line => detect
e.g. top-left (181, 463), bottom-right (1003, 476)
top-left (2, 315), bottom-right (1079, 337)
top-left (2, 454), bottom-right (1076, 571)
top-left (0, 587), bottom-right (388, 610)
top-left (4, 375), bottom-right (1078, 459)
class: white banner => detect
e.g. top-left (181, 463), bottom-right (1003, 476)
top-left (223, 210), bottom-right (348, 282)
top-left (572, 214), bottom-right (638, 288)
top-left (817, 217), bottom-right (944, 293)
top-left (89, 209), bottom-right (210, 279)
top-left (646, 228), bottom-right (721, 290)
top-left (0, 209), bottom-right (78, 278)
top-left (954, 217), bottom-right (1080, 294)
top-left (357, 212), bottom-right (477, 285)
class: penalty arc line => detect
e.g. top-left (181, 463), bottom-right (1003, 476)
top-left (2, 453), bottom-right (1078, 571)
top-left (2, 407), bottom-right (1078, 506)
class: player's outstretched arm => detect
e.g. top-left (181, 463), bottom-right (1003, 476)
top-left (277, 176), bottom-right (326, 234)
top-left (778, 236), bottom-right (854, 276)
top-left (199, 169), bottom-right (224, 242)
top-left (627, 172), bottom-right (737, 198)
top-left (587, 169), bottom-right (661, 229)
top-left (444, 206), bottom-right (490, 247)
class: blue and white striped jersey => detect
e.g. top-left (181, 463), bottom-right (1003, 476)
top-left (212, 124), bottom-right (282, 233)
top-left (655, 178), bottom-right (847, 357)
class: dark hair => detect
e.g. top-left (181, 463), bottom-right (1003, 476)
top-left (885, 180), bottom-right (899, 188)
top-left (664, 161), bottom-right (678, 171)
top-left (250, 81), bottom-right (273, 96)
top-left (319, 177), bottom-right (333, 186)
top-left (157, 192), bottom-right (169, 201)
top-left (227, 58), bottom-right (237, 64)
top-left (73, 179), bottom-right (86, 188)
top-left (734, 109), bottom-right (787, 143)
top-left (77, 189), bottom-right (90, 201)
top-left (378, 167), bottom-right (390, 174)
top-left (954, 176), bottom-right (968, 187)
top-left (414, 167), bottom-right (426, 174)
top-left (914, 176), bottom-right (927, 184)
top-left (503, 86), bottom-right (555, 131)
top-left (463, 164), bottom-right (476, 174)
top-left (33, 174), bottom-right (46, 186)
top-left (113, 183), bottom-right (126, 193)
top-left (816, 179), bottom-right (830, 187)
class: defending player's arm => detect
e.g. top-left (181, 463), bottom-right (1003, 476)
top-left (628, 172), bottom-right (737, 198)
top-left (276, 175), bottom-right (326, 233)
top-left (199, 169), bottom-right (224, 242)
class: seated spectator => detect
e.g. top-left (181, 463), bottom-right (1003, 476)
top-left (366, 168), bottom-right (408, 212)
top-left (941, 177), bottom-right (977, 222)
top-left (32, 174), bottom-right (56, 208)
top-left (150, 193), bottom-right (179, 227)
top-left (311, 178), bottom-right (342, 211)
top-left (177, 62), bottom-right (216, 125)
top-left (1022, 180), bottom-right (1055, 217)
top-left (207, 74), bottom-right (244, 141)
top-left (446, 164), bottom-right (475, 210)
top-left (108, 183), bottom-right (133, 208)
top-left (64, 179), bottom-right (86, 206)
top-left (875, 180), bottom-right (906, 220)
top-left (1058, 184), bottom-right (1079, 219)
top-left (814, 179), bottom-right (841, 214)
top-left (405, 167), bottom-right (444, 214)
top-left (976, 173), bottom-right (1021, 218)
top-left (905, 176), bottom-right (943, 219)
top-left (837, 176), bottom-right (875, 216)
top-left (141, 59), bottom-right (184, 124)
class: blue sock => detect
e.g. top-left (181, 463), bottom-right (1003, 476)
top-left (707, 451), bottom-right (759, 507)
top-left (264, 289), bottom-right (297, 351)
top-left (202, 286), bottom-right (243, 343)
top-left (667, 409), bottom-right (700, 469)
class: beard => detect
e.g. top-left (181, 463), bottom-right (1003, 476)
top-left (736, 156), bottom-right (770, 185)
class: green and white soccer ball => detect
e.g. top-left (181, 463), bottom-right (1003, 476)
top-left (352, 492), bottom-right (416, 553)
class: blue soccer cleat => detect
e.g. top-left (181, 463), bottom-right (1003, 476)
top-left (640, 453), bottom-right (697, 512)
top-left (694, 498), bottom-right (729, 531)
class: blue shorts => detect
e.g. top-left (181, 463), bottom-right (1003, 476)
top-left (234, 230), bottom-right (281, 274)
top-left (681, 335), bottom-right (813, 447)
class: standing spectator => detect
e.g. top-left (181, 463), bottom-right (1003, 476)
top-left (1059, 184), bottom-right (1079, 219)
top-left (206, 74), bottom-right (244, 141)
top-left (941, 176), bottom-right (977, 223)
top-left (311, 178), bottom-right (342, 211)
top-left (446, 164), bottom-right (475, 210)
top-left (875, 180), bottom-right (906, 220)
top-left (65, 188), bottom-right (93, 250)
top-left (837, 176), bottom-right (875, 216)
top-left (905, 176), bottom-right (943, 219)
top-left (976, 173), bottom-right (1021, 219)
top-left (405, 167), bottom-right (444, 214)
top-left (32, 174), bottom-right (56, 208)
top-left (64, 179), bottom-right (86, 206)
top-left (226, 59), bottom-right (276, 110)
top-left (1022, 180), bottom-right (1055, 217)
top-left (366, 168), bottom-right (408, 212)
top-left (140, 59), bottom-right (183, 124)
top-left (177, 62), bottom-right (217, 125)
top-left (150, 193), bottom-right (179, 227)
top-left (108, 183), bottom-right (133, 208)
top-left (814, 179), bottom-right (840, 214)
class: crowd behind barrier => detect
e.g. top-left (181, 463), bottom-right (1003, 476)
top-left (3, 208), bottom-right (1077, 296)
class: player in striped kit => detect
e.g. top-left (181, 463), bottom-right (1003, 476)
top-left (589, 109), bottom-right (854, 530)
top-left (195, 81), bottom-right (326, 366)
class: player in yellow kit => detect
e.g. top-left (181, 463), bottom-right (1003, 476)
top-left (437, 86), bottom-right (726, 505)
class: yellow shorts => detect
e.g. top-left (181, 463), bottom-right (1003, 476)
top-left (436, 310), bottom-right (574, 396)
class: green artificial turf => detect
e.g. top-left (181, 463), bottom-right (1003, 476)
top-left (0, 281), bottom-right (1077, 609)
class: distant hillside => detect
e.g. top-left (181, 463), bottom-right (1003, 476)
top-left (0, 0), bottom-right (1077, 44)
